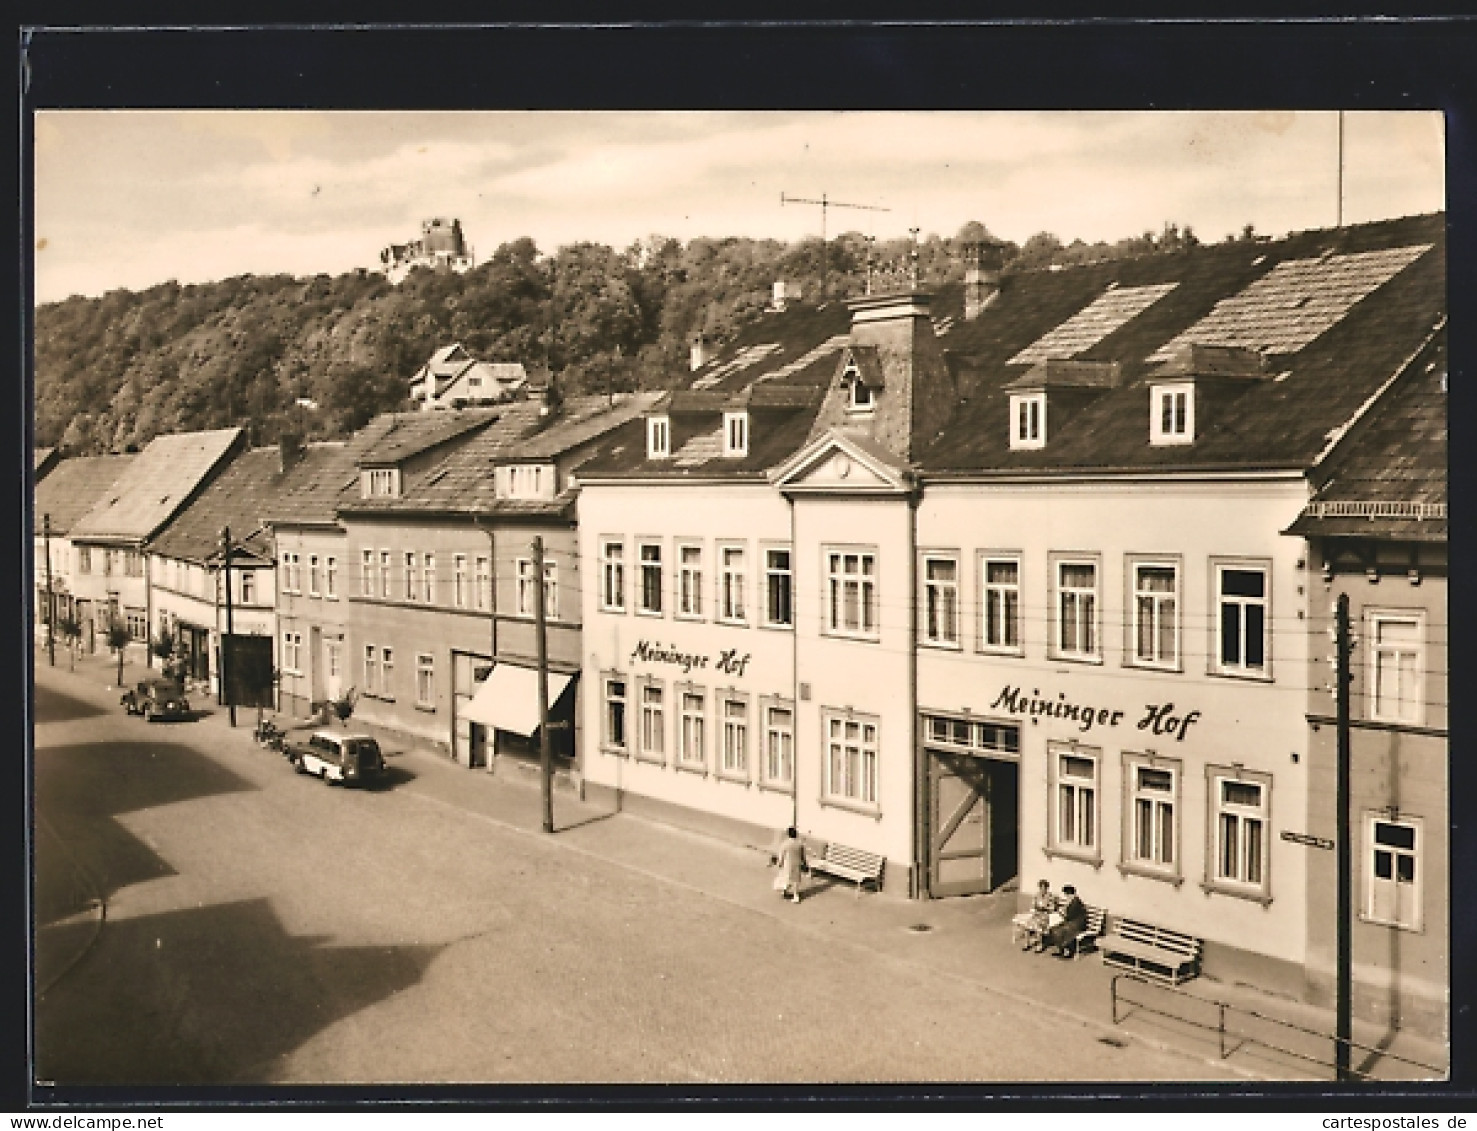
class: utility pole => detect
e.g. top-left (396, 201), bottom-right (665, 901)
top-left (1335, 591), bottom-right (1353, 1081)
top-left (43, 513), bottom-right (55, 667)
top-left (221, 526), bottom-right (236, 728)
top-left (781, 191), bottom-right (891, 301)
top-left (532, 536), bottom-right (553, 833)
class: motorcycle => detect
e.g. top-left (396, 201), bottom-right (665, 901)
top-left (254, 717), bottom-right (286, 751)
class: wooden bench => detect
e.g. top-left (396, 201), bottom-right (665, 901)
top-left (1099, 916), bottom-right (1202, 985)
top-left (809, 842), bottom-right (885, 896)
top-left (1012, 901), bottom-right (1107, 958)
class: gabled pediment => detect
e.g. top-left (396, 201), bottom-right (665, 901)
top-left (770, 429), bottom-right (915, 495)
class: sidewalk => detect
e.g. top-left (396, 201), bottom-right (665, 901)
top-left (34, 647), bottom-right (1450, 1084)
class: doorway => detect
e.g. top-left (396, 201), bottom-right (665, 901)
top-left (926, 749), bottom-right (1019, 897)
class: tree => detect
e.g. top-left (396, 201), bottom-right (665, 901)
top-left (57, 614), bottom-right (80, 672)
top-left (105, 619), bottom-right (132, 688)
top-left (151, 630), bottom-right (175, 672)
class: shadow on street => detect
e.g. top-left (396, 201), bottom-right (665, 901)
top-left (33, 684), bottom-right (106, 724)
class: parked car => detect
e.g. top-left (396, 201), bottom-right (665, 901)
top-left (121, 678), bottom-right (192, 722)
top-left (287, 729), bottom-right (385, 787)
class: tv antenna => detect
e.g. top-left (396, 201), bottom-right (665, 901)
top-left (781, 191), bottom-right (891, 300)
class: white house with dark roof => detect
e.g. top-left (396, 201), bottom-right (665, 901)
top-left (410, 343), bottom-right (528, 411)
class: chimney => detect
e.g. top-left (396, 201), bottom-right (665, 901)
top-left (689, 333), bottom-right (712, 372)
top-left (278, 431), bottom-right (306, 474)
top-left (960, 222), bottom-right (1007, 321)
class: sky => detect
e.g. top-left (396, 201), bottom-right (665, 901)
top-left (32, 110), bottom-right (1445, 305)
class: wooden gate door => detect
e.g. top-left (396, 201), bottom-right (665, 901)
top-left (927, 750), bottom-right (1019, 897)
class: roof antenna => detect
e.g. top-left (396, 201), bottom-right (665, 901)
top-left (781, 191), bottom-right (891, 301)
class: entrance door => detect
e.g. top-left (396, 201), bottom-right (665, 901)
top-left (927, 750), bottom-right (1019, 897)
top-left (309, 626), bottom-right (324, 703)
top-left (324, 638), bottom-right (342, 701)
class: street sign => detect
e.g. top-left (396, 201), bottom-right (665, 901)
top-left (1280, 830), bottom-right (1335, 850)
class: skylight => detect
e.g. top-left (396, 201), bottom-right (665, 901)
top-left (1009, 283), bottom-right (1179, 366)
top-left (1149, 244), bottom-right (1431, 361)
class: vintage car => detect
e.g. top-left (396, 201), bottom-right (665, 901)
top-left (121, 678), bottom-right (192, 721)
top-left (287, 729), bottom-right (386, 787)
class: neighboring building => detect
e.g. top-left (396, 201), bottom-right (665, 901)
top-left (147, 446), bottom-right (294, 692)
top-left (266, 411), bottom-right (502, 719)
top-left (337, 394), bottom-right (658, 779)
top-left (1288, 331), bottom-right (1448, 1038)
top-left (379, 218), bottom-right (474, 284)
top-left (66, 428), bottom-right (244, 672)
top-left (410, 343), bottom-right (528, 411)
top-left (34, 447), bottom-right (60, 482)
top-left (32, 453), bottom-right (137, 647)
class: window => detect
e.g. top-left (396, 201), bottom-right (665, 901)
top-left (1049, 743), bottom-right (1099, 859)
top-left (647, 416), bottom-right (670, 459)
top-left (678, 689), bottom-right (705, 770)
top-left (379, 551), bottom-right (391, 600)
top-left (282, 631), bottom-right (303, 674)
top-left (325, 557), bottom-right (337, 599)
top-left (1009, 393), bottom-right (1046, 450)
top-left (1123, 756), bottom-right (1180, 877)
top-left (363, 644), bottom-right (379, 693)
top-left (724, 411), bottom-right (749, 457)
top-left (280, 553), bottom-right (295, 593)
top-left (719, 544), bottom-right (746, 623)
top-left (639, 542), bottom-right (663, 615)
top-left (362, 550), bottom-right (374, 597)
top-left (327, 640), bottom-right (341, 680)
top-left (453, 554), bottom-right (468, 608)
top-left (1131, 561), bottom-right (1179, 669)
top-left (380, 647), bottom-right (394, 696)
top-left (124, 551), bottom-right (144, 578)
top-left (639, 682), bottom-right (666, 761)
top-left (604, 676), bottom-right (627, 752)
top-left (1054, 557), bottom-right (1099, 659)
top-left (1151, 382), bottom-right (1194, 445)
top-left (307, 555), bottom-right (320, 597)
top-left (764, 548), bottom-right (793, 627)
top-left (416, 654), bottom-right (435, 708)
top-left (1208, 769), bottom-right (1271, 899)
top-left (1365, 814), bottom-right (1422, 930)
top-left (922, 553), bottom-right (960, 646)
top-left (826, 549), bottom-right (878, 639)
top-left (762, 701), bottom-right (795, 789)
top-left (824, 712), bottom-right (879, 810)
top-left (516, 559), bottom-right (535, 615)
top-left (720, 696), bottom-right (748, 778)
top-left (601, 540), bottom-right (625, 612)
top-left (423, 553), bottom-right (436, 604)
top-left (78, 547), bottom-right (92, 574)
top-left (1368, 611), bottom-right (1423, 724)
top-left (364, 467), bottom-right (400, 498)
top-left (125, 608), bottom-right (148, 640)
top-left (1215, 562), bottom-right (1269, 676)
top-left (404, 552), bottom-right (416, 600)
top-left (240, 571), bottom-right (256, 605)
top-left (515, 558), bottom-right (557, 618)
top-left (981, 556), bottom-right (1022, 652)
top-left (475, 556), bottom-right (490, 611)
top-left (847, 373), bottom-right (875, 413)
top-left (542, 558), bottom-right (557, 619)
top-left (678, 544), bottom-right (704, 619)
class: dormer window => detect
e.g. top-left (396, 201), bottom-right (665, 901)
top-left (647, 415), bottom-right (671, 460)
top-left (848, 379), bottom-right (875, 414)
top-left (723, 411), bottom-right (749, 457)
top-left (1009, 393), bottom-right (1046, 450)
top-left (500, 464), bottom-right (554, 499)
top-left (1150, 382), bottom-right (1195, 445)
top-left (362, 467), bottom-right (401, 498)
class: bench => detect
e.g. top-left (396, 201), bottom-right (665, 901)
top-left (809, 842), bottom-right (885, 896)
top-left (1099, 916), bottom-right (1202, 985)
top-left (1012, 901), bottom-right (1107, 959)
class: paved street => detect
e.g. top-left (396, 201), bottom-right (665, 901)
top-left (31, 659), bottom-right (1364, 1087)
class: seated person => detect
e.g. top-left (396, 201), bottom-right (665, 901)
top-left (1017, 879), bottom-right (1055, 950)
top-left (1042, 884), bottom-right (1088, 957)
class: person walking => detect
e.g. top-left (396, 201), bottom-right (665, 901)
top-left (773, 827), bottom-right (807, 904)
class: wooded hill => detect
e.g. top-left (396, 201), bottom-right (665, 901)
top-left (35, 220), bottom-right (1219, 455)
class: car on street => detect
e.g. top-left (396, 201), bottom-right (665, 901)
top-left (287, 729), bottom-right (386, 786)
top-left (120, 678), bottom-right (192, 722)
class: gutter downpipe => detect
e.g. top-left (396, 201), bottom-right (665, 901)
top-left (908, 478), bottom-right (923, 900)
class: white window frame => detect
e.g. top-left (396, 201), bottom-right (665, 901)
top-left (1212, 559), bottom-right (1271, 679)
top-left (1047, 742), bottom-right (1100, 863)
top-left (475, 555), bottom-right (490, 611)
top-left (326, 639), bottom-right (341, 680)
top-left (677, 686), bottom-right (706, 773)
top-left (647, 415), bottom-right (671, 459)
top-left (637, 678), bottom-right (666, 764)
top-left (979, 552), bottom-right (1023, 655)
top-left (763, 545), bottom-right (793, 628)
top-left (361, 549), bottom-right (374, 597)
top-left (1051, 554), bottom-right (1101, 662)
top-left (1122, 754), bottom-right (1181, 882)
top-left (422, 553), bottom-right (436, 604)
top-left (1363, 812), bottom-right (1423, 931)
top-left (1128, 557), bottom-right (1181, 671)
top-left (281, 631), bottom-right (303, 675)
top-left (380, 647), bottom-right (394, 698)
top-left (325, 556), bottom-right (337, 600)
top-left (1150, 381), bottom-right (1195, 445)
top-left (718, 693), bottom-right (749, 781)
top-left (1009, 392), bottom-right (1046, 450)
top-left (379, 551), bottom-right (391, 600)
top-left (677, 542), bottom-right (704, 620)
top-left (600, 539), bottom-right (625, 613)
top-left (364, 467), bottom-right (400, 498)
top-left (453, 554), bottom-right (468, 609)
top-left (822, 710), bottom-right (880, 814)
top-left (637, 541), bottom-right (664, 616)
top-left (603, 673), bottom-right (628, 754)
top-left (723, 411), bottom-right (749, 457)
top-left (845, 364), bottom-right (875, 415)
top-left (1206, 766), bottom-right (1272, 902)
top-left (415, 653), bottom-right (435, 709)
top-left (760, 697), bottom-right (795, 792)
top-left (404, 552), bottom-right (417, 601)
top-left (921, 551), bottom-right (961, 648)
top-left (718, 543), bottom-right (747, 625)
top-left (1366, 609), bottom-right (1425, 725)
top-left (240, 570), bottom-right (256, 605)
top-left (363, 644), bottom-right (379, 693)
top-left (308, 554), bottom-right (321, 597)
top-left (825, 546), bottom-right (879, 641)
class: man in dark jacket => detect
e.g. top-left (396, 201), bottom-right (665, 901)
top-left (1044, 884), bottom-right (1088, 957)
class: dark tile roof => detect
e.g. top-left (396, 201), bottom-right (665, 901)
top-left (1287, 329), bottom-right (1447, 542)
top-left (260, 441), bottom-right (357, 527)
top-left (358, 408), bottom-right (501, 466)
top-left (70, 428), bottom-right (244, 542)
top-left (34, 448), bottom-right (58, 478)
top-left (921, 212), bottom-right (1445, 474)
top-left (149, 448), bottom-right (301, 564)
top-left (33, 454), bottom-right (137, 535)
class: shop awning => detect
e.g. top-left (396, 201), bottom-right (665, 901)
top-left (462, 663), bottom-right (574, 737)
